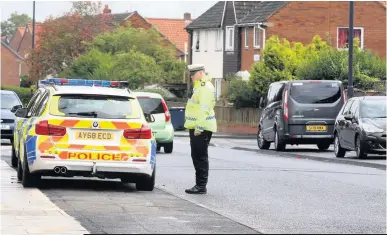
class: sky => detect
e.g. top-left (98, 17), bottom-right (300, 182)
top-left (0, 0), bottom-right (217, 21)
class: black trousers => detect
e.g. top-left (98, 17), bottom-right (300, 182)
top-left (189, 129), bottom-right (212, 187)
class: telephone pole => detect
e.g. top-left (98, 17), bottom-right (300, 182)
top-left (347, 1), bottom-right (354, 98)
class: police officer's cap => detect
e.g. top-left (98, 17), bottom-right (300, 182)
top-left (188, 64), bottom-right (205, 75)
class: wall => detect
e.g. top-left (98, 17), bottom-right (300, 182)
top-left (191, 29), bottom-right (224, 79)
top-left (267, 1), bottom-right (386, 57)
top-left (1, 45), bottom-right (21, 86)
top-left (240, 26), bottom-right (262, 71)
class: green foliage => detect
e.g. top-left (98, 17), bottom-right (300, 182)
top-left (66, 26), bottom-right (186, 85)
top-left (1, 86), bottom-right (33, 105)
top-left (249, 35), bottom-right (386, 98)
top-left (228, 77), bottom-right (261, 108)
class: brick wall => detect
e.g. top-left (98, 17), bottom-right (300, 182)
top-left (240, 27), bottom-right (262, 71)
top-left (1, 45), bottom-right (21, 86)
top-left (17, 30), bottom-right (32, 58)
top-left (267, 1), bottom-right (386, 57)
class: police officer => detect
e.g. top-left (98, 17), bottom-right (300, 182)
top-left (184, 64), bottom-right (217, 194)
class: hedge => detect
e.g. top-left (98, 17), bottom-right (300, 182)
top-left (1, 86), bottom-right (33, 105)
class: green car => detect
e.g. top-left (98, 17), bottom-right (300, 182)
top-left (135, 92), bottom-right (174, 153)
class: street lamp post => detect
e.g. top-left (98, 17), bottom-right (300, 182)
top-left (347, 1), bottom-right (354, 98)
top-left (32, 1), bottom-right (35, 49)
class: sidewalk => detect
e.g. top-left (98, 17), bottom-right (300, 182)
top-left (174, 130), bottom-right (256, 139)
top-left (0, 160), bottom-right (88, 235)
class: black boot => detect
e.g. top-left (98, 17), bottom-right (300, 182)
top-left (185, 185), bottom-right (207, 194)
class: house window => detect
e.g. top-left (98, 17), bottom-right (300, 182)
top-left (216, 29), bottom-right (222, 51)
top-left (225, 26), bottom-right (234, 51)
top-left (204, 30), bottom-right (208, 52)
top-left (337, 27), bottom-right (364, 49)
top-left (195, 31), bottom-right (200, 51)
top-left (254, 26), bottom-right (261, 48)
top-left (244, 28), bottom-right (248, 48)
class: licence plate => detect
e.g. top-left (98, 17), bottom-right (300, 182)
top-left (75, 131), bottom-right (114, 141)
top-left (306, 125), bottom-right (327, 131)
top-left (1, 124), bottom-right (10, 130)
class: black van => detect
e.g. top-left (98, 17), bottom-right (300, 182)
top-left (257, 80), bottom-right (346, 151)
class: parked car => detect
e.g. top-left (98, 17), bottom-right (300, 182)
top-left (134, 92), bottom-right (174, 153)
top-left (333, 96), bottom-right (386, 158)
top-left (258, 80), bottom-right (345, 151)
top-left (1, 90), bottom-right (23, 145)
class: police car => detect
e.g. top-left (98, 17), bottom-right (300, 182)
top-left (13, 78), bottom-right (157, 190)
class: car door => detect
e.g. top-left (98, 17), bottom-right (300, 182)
top-left (346, 100), bottom-right (359, 150)
top-left (337, 100), bottom-right (354, 148)
top-left (260, 87), bottom-right (271, 136)
top-left (14, 90), bottom-right (42, 152)
top-left (262, 85), bottom-right (278, 141)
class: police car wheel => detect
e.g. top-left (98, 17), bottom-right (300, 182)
top-left (136, 168), bottom-right (155, 191)
top-left (22, 148), bottom-right (41, 188)
top-left (11, 145), bottom-right (18, 168)
top-left (164, 142), bottom-right (173, 154)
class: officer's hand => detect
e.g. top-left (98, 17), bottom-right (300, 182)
top-left (194, 130), bottom-right (201, 136)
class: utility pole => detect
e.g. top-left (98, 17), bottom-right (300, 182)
top-left (32, 1), bottom-right (35, 49)
top-left (347, 1), bottom-right (354, 98)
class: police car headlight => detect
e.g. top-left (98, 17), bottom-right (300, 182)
top-left (363, 123), bottom-right (384, 133)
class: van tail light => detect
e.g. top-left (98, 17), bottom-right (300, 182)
top-left (283, 88), bottom-right (289, 121)
top-left (161, 99), bottom-right (171, 122)
top-left (342, 89), bottom-right (347, 104)
top-left (123, 124), bottom-right (152, 139)
top-left (35, 120), bottom-right (66, 136)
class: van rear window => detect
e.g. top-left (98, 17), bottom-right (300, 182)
top-left (290, 82), bottom-right (341, 104)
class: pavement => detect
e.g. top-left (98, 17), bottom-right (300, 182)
top-left (1, 137), bottom-right (386, 234)
top-left (0, 160), bottom-right (89, 235)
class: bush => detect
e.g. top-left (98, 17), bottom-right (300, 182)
top-left (1, 86), bottom-right (33, 105)
top-left (227, 78), bottom-right (261, 108)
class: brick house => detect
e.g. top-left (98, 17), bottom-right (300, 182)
top-left (1, 41), bottom-right (24, 86)
top-left (237, 1), bottom-right (387, 71)
top-left (186, 1), bottom-right (386, 98)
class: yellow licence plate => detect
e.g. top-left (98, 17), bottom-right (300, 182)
top-left (75, 131), bottom-right (114, 141)
top-left (306, 125), bottom-right (327, 131)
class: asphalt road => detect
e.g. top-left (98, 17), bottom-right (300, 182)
top-left (1, 137), bottom-right (386, 234)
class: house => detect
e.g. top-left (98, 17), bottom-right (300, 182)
top-left (9, 27), bottom-right (25, 52)
top-left (237, 1), bottom-right (387, 71)
top-left (1, 41), bottom-right (24, 86)
top-left (185, 1), bottom-right (260, 100)
top-left (186, 1), bottom-right (386, 99)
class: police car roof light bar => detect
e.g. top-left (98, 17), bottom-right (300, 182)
top-left (39, 78), bottom-right (130, 88)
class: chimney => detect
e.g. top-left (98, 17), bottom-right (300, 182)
top-left (103, 4), bottom-right (111, 14)
top-left (184, 13), bottom-right (192, 25)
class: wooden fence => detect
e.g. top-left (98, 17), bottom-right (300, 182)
top-left (167, 102), bottom-right (261, 126)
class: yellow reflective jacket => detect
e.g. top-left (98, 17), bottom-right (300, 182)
top-left (184, 75), bottom-right (217, 133)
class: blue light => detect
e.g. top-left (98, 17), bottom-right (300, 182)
top-left (38, 78), bottom-right (129, 88)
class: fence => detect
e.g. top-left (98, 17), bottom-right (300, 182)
top-left (167, 101), bottom-right (261, 127)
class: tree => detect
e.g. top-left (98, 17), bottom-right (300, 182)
top-left (25, 1), bottom-right (112, 81)
top-left (1, 12), bottom-right (32, 36)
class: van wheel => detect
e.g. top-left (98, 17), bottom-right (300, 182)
top-left (257, 128), bottom-right (270, 150)
top-left (136, 167), bottom-right (155, 191)
top-left (274, 129), bottom-right (286, 151)
top-left (356, 135), bottom-right (367, 159)
top-left (334, 134), bottom-right (346, 158)
top-left (22, 148), bottom-right (40, 188)
top-left (317, 142), bottom-right (330, 151)
top-left (11, 144), bottom-right (18, 168)
top-left (164, 142), bottom-right (173, 154)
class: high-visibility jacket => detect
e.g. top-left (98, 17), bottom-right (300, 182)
top-left (184, 75), bottom-right (217, 133)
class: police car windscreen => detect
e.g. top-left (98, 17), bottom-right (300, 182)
top-left (290, 82), bottom-right (341, 104)
top-left (137, 98), bottom-right (164, 114)
top-left (51, 95), bottom-right (137, 119)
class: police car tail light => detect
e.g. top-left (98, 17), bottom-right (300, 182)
top-left (283, 89), bottom-right (289, 121)
top-left (123, 124), bottom-right (152, 139)
top-left (161, 100), bottom-right (170, 122)
top-left (35, 120), bottom-right (66, 136)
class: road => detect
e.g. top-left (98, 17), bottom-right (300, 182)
top-left (1, 137), bottom-right (386, 234)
